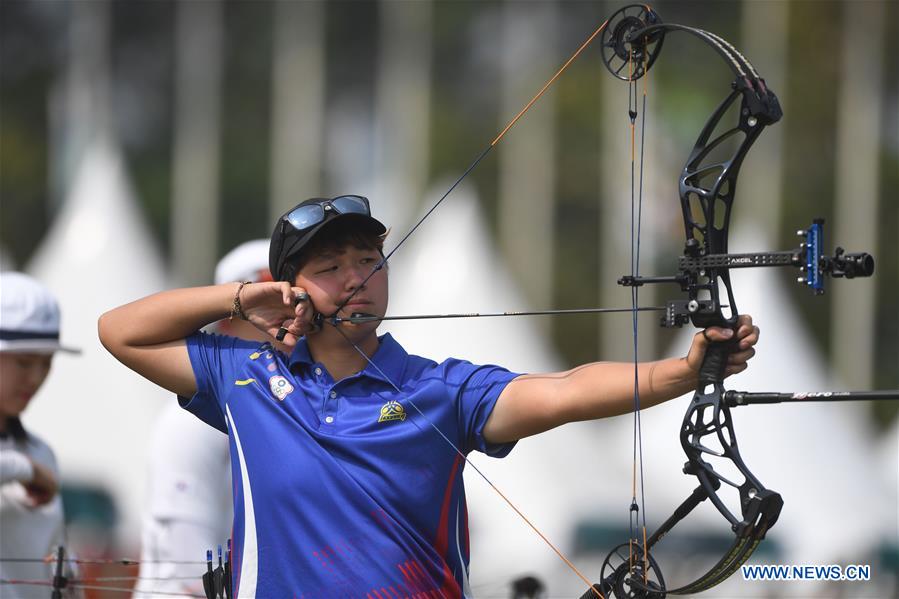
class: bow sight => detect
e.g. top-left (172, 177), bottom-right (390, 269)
top-left (619, 217), bottom-right (876, 329)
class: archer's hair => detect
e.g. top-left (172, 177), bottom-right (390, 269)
top-left (289, 218), bottom-right (388, 274)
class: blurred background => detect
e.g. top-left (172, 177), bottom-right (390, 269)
top-left (1, 0), bottom-right (896, 597)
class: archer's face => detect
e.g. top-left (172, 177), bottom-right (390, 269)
top-left (294, 244), bottom-right (388, 331)
top-left (0, 352), bottom-right (53, 422)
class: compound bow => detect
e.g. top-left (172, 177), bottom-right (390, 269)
top-left (580, 5), bottom-right (889, 599)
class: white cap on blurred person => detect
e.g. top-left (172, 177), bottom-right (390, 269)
top-left (214, 239), bottom-right (273, 285)
top-left (0, 272), bottom-right (80, 354)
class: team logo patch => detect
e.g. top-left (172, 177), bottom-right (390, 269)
top-left (269, 376), bottom-right (294, 401)
top-left (378, 400), bottom-right (406, 423)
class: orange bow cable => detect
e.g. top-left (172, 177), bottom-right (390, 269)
top-left (491, 19), bottom-right (610, 147)
top-left (481, 479), bottom-right (603, 597)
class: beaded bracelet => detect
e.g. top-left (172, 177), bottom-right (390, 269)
top-left (230, 281), bottom-right (252, 321)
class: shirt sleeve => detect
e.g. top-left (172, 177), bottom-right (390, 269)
top-left (179, 331), bottom-right (258, 433)
top-left (444, 359), bottom-right (521, 457)
top-left (0, 448), bottom-right (34, 483)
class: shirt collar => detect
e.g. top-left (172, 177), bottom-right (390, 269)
top-left (287, 337), bottom-right (315, 367)
top-left (287, 333), bottom-right (407, 384)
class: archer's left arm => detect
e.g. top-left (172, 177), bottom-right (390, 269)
top-left (483, 315), bottom-right (759, 444)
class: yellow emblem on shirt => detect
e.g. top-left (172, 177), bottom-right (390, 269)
top-left (378, 400), bottom-right (406, 423)
top-left (234, 378), bottom-right (256, 386)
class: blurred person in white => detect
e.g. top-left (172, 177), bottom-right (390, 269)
top-left (0, 272), bottom-right (80, 597)
top-left (134, 240), bottom-right (282, 598)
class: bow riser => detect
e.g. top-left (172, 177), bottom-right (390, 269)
top-left (678, 87), bottom-right (778, 332)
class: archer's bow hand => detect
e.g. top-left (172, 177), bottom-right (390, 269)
top-left (686, 314), bottom-right (759, 378)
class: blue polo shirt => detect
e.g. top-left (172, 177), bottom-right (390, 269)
top-left (181, 331), bottom-right (519, 598)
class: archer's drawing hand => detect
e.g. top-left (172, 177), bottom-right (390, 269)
top-left (238, 282), bottom-right (320, 346)
top-left (686, 314), bottom-right (759, 378)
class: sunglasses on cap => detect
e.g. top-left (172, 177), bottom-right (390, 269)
top-left (270, 195), bottom-right (384, 282)
top-left (283, 195), bottom-right (372, 231)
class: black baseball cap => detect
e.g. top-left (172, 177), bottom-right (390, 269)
top-left (269, 195), bottom-right (386, 282)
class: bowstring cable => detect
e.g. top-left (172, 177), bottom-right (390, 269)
top-left (627, 41), bottom-right (651, 585)
top-left (637, 44), bottom-right (650, 584)
top-left (627, 52), bottom-right (640, 572)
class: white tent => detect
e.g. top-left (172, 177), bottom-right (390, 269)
top-left (26, 137), bottom-right (170, 549)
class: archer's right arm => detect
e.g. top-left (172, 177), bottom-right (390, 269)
top-left (99, 282), bottom-right (308, 397)
top-left (98, 285), bottom-right (240, 397)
